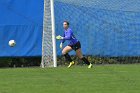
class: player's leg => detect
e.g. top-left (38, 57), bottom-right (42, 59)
top-left (62, 46), bottom-right (74, 68)
top-left (76, 48), bottom-right (92, 68)
top-left (73, 41), bottom-right (92, 67)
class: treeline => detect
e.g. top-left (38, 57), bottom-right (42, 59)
top-left (0, 56), bottom-right (140, 67)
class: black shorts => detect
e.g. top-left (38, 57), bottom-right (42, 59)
top-left (68, 41), bottom-right (81, 51)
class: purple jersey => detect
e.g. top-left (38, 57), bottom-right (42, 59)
top-left (61, 28), bottom-right (78, 45)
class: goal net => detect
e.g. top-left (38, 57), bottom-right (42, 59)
top-left (41, 0), bottom-right (57, 67)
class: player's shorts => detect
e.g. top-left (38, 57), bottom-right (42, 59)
top-left (68, 41), bottom-right (81, 51)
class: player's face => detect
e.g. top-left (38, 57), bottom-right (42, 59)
top-left (63, 22), bottom-right (68, 29)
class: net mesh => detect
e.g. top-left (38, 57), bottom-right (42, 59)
top-left (54, 0), bottom-right (140, 64)
top-left (41, 0), bottom-right (54, 67)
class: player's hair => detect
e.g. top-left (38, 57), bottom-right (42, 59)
top-left (63, 21), bottom-right (69, 26)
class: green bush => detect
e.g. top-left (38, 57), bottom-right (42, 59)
top-left (57, 56), bottom-right (140, 65)
top-left (0, 57), bottom-right (41, 67)
top-left (0, 56), bottom-right (139, 67)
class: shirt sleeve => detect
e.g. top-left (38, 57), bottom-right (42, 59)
top-left (61, 33), bottom-right (65, 43)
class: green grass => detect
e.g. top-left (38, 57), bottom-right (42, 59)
top-left (0, 64), bottom-right (140, 93)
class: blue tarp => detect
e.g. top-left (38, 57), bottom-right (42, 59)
top-left (0, 0), bottom-right (140, 57)
top-left (0, 0), bottom-right (43, 57)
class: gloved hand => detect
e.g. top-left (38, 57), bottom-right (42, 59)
top-left (60, 42), bottom-right (63, 49)
top-left (56, 35), bottom-right (63, 40)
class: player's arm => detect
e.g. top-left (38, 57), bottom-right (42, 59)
top-left (60, 34), bottom-right (65, 49)
top-left (61, 34), bottom-right (65, 43)
top-left (56, 30), bottom-right (72, 40)
top-left (56, 30), bottom-right (72, 49)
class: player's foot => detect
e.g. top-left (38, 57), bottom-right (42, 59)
top-left (88, 63), bottom-right (92, 68)
top-left (68, 61), bottom-right (75, 68)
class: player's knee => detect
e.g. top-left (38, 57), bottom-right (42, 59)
top-left (62, 50), bottom-right (66, 55)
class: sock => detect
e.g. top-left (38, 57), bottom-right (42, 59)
top-left (81, 57), bottom-right (90, 65)
top-left (64, 53), bottom-right (72, 62)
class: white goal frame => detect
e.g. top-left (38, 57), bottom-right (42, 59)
top-left (41, 0), bottom-right (57, 68)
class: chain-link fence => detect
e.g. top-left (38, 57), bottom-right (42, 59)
top-left (55, 0), bottom-right (140, 64)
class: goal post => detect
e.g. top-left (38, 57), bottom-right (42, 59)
top-left (41, 0), bottom-right (57, 68)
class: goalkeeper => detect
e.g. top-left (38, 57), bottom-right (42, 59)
top-left (56, 21), bottom-right (92, 68)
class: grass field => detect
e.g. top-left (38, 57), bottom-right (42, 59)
top-left (0, 64), bottom-right (140, 93)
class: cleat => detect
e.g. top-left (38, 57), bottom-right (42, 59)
top-left (68, 61), bottom-right (75, 68)
top-left (88, 63), bottom-right (92, 68)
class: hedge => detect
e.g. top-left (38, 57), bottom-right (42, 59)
top-left (0, 56), bottom-right (139, 67)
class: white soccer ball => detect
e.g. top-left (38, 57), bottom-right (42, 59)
top-left (9, 40), bottom-right (16, 47)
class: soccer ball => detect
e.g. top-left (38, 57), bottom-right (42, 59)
top-left (9, 40), bottom-right (16, 47)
